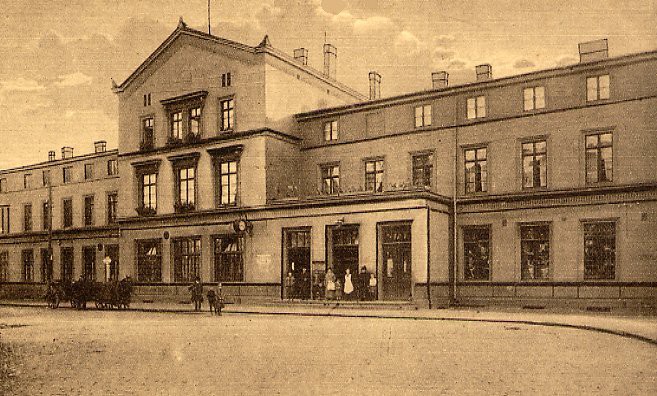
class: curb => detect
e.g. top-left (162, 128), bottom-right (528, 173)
top-left (2, 302), bottom-right (656, 347)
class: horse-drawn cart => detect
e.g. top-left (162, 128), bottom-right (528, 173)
top-left (45, 277), bottom-right (133, 310)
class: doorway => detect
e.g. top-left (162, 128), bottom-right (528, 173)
top-left (380, 223), bottom-right (412, 300)
top-left (284, 228), bottom-right (311, 299)
top-left (60, 247), bottom-right (73, 282)
top-left (328, 225), bottom-right (359, 298)
top-left (105, 245), bottom-right (119, 281)
top-left (82, 246), bottom-right (96, 281)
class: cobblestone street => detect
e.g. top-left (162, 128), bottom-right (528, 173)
top-left (1, 306), bottom-right (656, 395)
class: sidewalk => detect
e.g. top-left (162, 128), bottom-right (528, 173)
top-left (2, 299), bottom-right (656, 345)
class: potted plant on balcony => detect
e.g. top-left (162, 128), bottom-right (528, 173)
top-left (136, 206), bottom-right (156, 216)
top-left (174, 201), bottom-right (195, 213)
top-left (185, 132), bottom-right (201, 144)
top-left (167, 135), bottom-right (183, 146)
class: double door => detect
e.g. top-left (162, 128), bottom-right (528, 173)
top-left (381, 223), bottom-right (412, 300)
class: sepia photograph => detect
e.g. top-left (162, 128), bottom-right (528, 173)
top-left (0, 0), bottom-right (656, 394)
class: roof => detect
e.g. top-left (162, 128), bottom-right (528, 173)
top-left (0, 149), bottom-right (118, 175)
top-left (112, 18), bottom-right (366, 100)
top-left (295, 47), bottom-right (657, 120)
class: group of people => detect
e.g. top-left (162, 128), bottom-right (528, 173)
top-left (324, 267), bottom-right (377, 301)
top-left (188, 277), bottom-right (224, 315)
top-left (283, 267), bottom-right (311, 300)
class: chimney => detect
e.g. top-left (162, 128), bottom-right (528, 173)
top-left (48, 151), bottom-right (56, 162)
top-left (431, 71), bottom-right (449, 89)
top-left (578, 38), bottom-right (608, 63)
top-left (293, 48), bottom-right (309, 65)
top-left (323, 43), bottom-right (337, 79)
top-left (61, 146), bottom-right (73, 159)
top-left (476, 64), bottom-right (492, 81)
top-left (368, 71), bottom-right (381, 100)
top-left (94, 140), bottom-right (107, 153)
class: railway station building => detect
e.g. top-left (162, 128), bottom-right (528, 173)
top-left (0, 21), bottom-right (655, 309)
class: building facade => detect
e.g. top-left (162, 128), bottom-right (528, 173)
top-left (0, 23), bottom-right (655, 308)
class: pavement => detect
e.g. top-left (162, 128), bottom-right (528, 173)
top-left (2, 298), bottom-right (657, 346)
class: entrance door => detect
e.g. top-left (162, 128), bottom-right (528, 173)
top-left (60, 247), bottom-right (73, 282)
top-left (331, 226), bottom-right (359, 294)
top-left (41, 248), bottom-right (53, 282)
top-left (284, 229), bottom-right (311, 299)
top-left (82, 246), bottom-right (96, 281)
top-left (380, 223), bottom-right (412, 300)
top-left (105, 245), bottom-right (119, 281)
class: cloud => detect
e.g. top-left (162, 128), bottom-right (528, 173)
top-left (320, 0), bottom-right (348, 15)
top-left (556, 56), bottom-right (577, 67)
top-left (55, 72), bottom-right (93, 87)
top-left (0, 78), bottom-right (45, 92)
top-left (394, 30), bottom-right (422, 55)
top-left (513, 59), bottom-right (536, 69)
top-left (353, 16), bottom-right (395, 33)
top-left (432, 47), bottom-right (456, 62)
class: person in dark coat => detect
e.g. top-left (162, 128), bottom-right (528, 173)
top-left (299, 267), bottom-right (310, 300)
top-left (358, 266), bottom-right (370, 301)
top-left (189, 277), bottom-right (203, 312)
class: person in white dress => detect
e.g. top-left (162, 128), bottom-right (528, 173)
top-left (343, 268), bottom-right (354, 300)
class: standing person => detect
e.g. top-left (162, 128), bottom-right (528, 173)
top-left (343, 268), bottom-right (354, 300)
top-left (324, 268), bottom-right (336, 300)
top-left (369, 273), bottom-right (378, 301)
top-left (284, 272), bottom-right (295, 300)
top-left (207, 287), bottom-right (217, 314)
top-left (216, 283), bottom-right (224, 316)
top-left (188, 276), bottom-right (203, 312)
top-left (358, 267), bottom-right (369, 301)
top-left (300, 267), bottom-right (310, 300)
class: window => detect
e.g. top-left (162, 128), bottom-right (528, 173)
top-left (218, 160), bottom-right (238, 206)
top-left (84, 164), bottom-right (93, 180)
top-left (82, 246), bottom-right (96, 281)
top-left (62, 198), bottom-right (73, 228)
top-left (60, 247), bottom-right (74, 282)
top-left (0, 251), bottom-right (8, 282)
top-left (107, 159), bottom-right (118, 176)
top-left (142, 117), bottom-right (154, 150)
top-left (170, 111), bottom-right (183, 140)
top-left (586, 132), bottom-right (613, 184)
top-left (42, 201), bottom-right (50, 230)
top-left (584, 221), bottom-right (616, 280)
top-left (321, 164), bottom-right (340, 194)
top-left (24, 174), bottom-right (32, 189)
top-left (176, 166), bottom-right (196, 212)
top-left (522, 140), bottom-right (547, 189)
top-left (0, 178), bottom-right (6, 193)
top-left (414, 105), bottom-right (432, 128)
top-left (23, 203), bottom-right (32, 232)
top-left (465, 147), bottom-right (487, 193)
top-left (220, 98), bottom-right (234, 131)
top-left (412, 152), bottom-right (434, 189)
top-left (221, 72), bottom-right (232, 87)
top-left (365, 159), bottom-right (384, 192)
top-left (214, 235), bottom-right (243, 282)
top-left (22, 249), bottom-right (34, 282)
top-left (586, 75), bottom-right (610, 102)
top-left (189, 106), bottom-right (201, 137)
top-left (466, 96), bottom-right (486, 119)
top-left (523, 86), bottom-right (545, 111)
top-left (63, 167), bottom-right (72, 183)
top-left (520, 224), bottom-right (550, 280)
top-left (323, 120), bottom-right (338, 141)
top-left (143, 93), bottom-right (151, 107)
top-left (137, 240), bottom-right (162, 282)
top-left (172, 237), bottom-right (201, 282)
top-left (107, 193), bottom-right (118, 224)
top-left (0, 206), bottom-right (9, 234)
top-left (42, 170), bottom-right (50, 186)
top-left (463, 226), bottom-right (490, 280)
top-left (140, 173), bottom-right (157, 213)
top-left (84, 195), bottom-right (94, 226)
top-left (41, 248), bottom-right (52, 282)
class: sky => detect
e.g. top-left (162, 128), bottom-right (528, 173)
top-left (0, 0), bottom-right (655, 169)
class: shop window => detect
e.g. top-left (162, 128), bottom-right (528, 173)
top-left (465, 147), bottom-right (487, 194)
top-left (522, 140), bottom-right (547, 189)
top-left (412, 152), bottom-right (433, 189)
top-left (365, 159), bottom-right (384, 192)
top-left (463, 226), bottom-right (490, 280)
top-left (23, 203), bottom-right (32, 232)
top-left (586, 132), bottom-right (613, 184)
top-left (107, 193), bottom-right (118, 224)
top-left (523, 86), bottom-right (545, 111)
top-left (466, 96), bottom-right (486, 119)
top-left (220, 98), bottom-right (234, 131)
top-left (586, 75), bottom-right (610, 102)
top-left (173, 237), bottom-right (201, 283)
top-left (137, 240), bottom-right (162, 282)
top-left (83, 195), bottom-right (94, 226)
top-left (520, 224), bottom-right (550, 280)
top-left (323, 120), bottom-right (338, 141)
top-left (584, 221), bottom-right (616, 280)
top-left (414, 104), bottom-right (432, 128)
top-left (321, 164), bottom-right (340, 195)
top-left (22, 249), bottom-right (34, 282)
top-left (213, 235), bottom-right (243, 282)
top-left (62, 198), bottom-right (73, 228)
top-left (0, 251), bottom-right (8, 282)
top-left (0, 206), bottom-right (9, 234)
